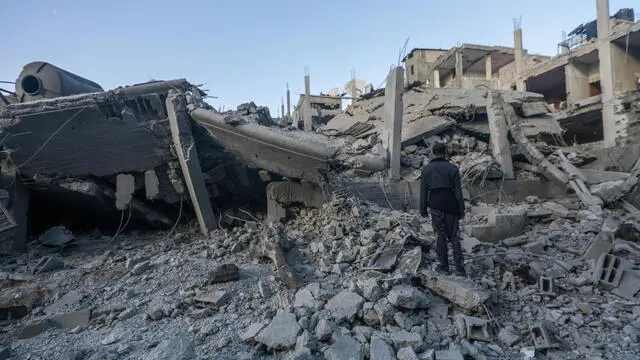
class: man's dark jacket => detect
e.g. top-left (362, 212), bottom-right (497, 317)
top-left (420, 158), bottom-right (465, 217)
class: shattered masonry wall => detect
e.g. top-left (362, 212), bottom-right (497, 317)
top-left (614, 93), bottom-right (640, 146)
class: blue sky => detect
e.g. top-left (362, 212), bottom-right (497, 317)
top-left (1, 0), bottom-right (637, 114)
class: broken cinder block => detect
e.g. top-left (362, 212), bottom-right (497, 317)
top-left (538, 276), bottom-right (556, 296)
top-left (592, 253), bottom-right (625, 289)
top-left (455, 315), bottom-right (491, 342)
top-left (529, 323), bottom-right (557, 350)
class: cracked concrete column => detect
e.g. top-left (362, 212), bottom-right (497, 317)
top-left (166, 91), bottom-right (217, 234)
top-left (303, 75), bottom-right (312, 132)
top-left (514, 28), bottom-right (525, 91)
top-left (383, 66), bottom-right (404, 180)
top-left (487, 91), bottom-right (514, 179)
top-left (597, 0), bottom-right (616, 147)
top-left (455, 50), bottom-right (463, 88)
top-left (485, 55), bottom-right (492, 81)
top-left (433, 69), bottom-right (440, 88)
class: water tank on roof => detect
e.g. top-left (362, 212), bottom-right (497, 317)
top-left (15, 62), bottom-right (104, 103)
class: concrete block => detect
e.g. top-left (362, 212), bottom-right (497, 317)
top-left (539, 277), bottom-right (556, 296)
top-left (144, 170), bottom-right (160, 200)
top-left (455, 315), bottom-right (491, 342)
top-left (18, 319), bottom-right (52, 339)
top-left (592, 254), bottom-right (625, 288)
top-left (611, 270), bottom-right (640, 300)
top-left (582, 231), bottom-right (614, 260)
top-left (50, 309), bottom-right (91, 329)
top-left (194, 291), bottom-right (230, 308)
top-left (465, 210), bottom-right (526, 243)
top-left (419, 269), bottom-right (490, 310)
top-left (115, 174), bottom-right (135, 210)
top-left (529, 323), bottom-right (556, 349)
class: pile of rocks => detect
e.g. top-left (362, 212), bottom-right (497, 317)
top-left (1, 192), bottom-right (639, 359)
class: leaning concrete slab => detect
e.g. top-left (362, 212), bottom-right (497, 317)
top-left (166, 91), bottom-right (217, 234)
top-left (383, 66), bottom-right (404, 180)
top-left (418, 269), bottom-right (490, 310)
top-left (486, 91), bottom-right (514, 179)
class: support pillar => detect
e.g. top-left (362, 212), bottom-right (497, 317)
top-left (166, 91), bottom-right (217, 234)
top-left (485, 55), bottom-right (492, 81)
top-left (565, 60), bottom-right (591, 107)
top-left (455, 50), bottom-right (463, 88)
top-left (383, 67), bottom-right (404, 180)
top-left (303, 75), bottom-right (312, 132)
top-left (487, 91), bottom-right (514, 179)
top-left (286, 84), bottom-right (291, 120)
top-left (597, 0), bottom-right (616, 147)
top-left (514, 28), bottom-right (525, 91)
top-left (433, 69), bottom-right (441, 88)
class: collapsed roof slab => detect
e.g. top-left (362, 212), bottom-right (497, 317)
top-left (0, 80), bottom-right (190, 178)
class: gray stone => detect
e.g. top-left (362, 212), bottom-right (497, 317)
top-left (146, 308), bottom-right (165, 321)
top-left (361, 230), bottom-right (382, 246)
top-left (324, 336), bottom-right (363, 360)
top-left (241, 322), bottom-right (266, 341)
top-left (390, 330), bottom-right (423, 351)
top-left (397, 347), bottom-right (419, 360)
top-left (374, 298), bottom-right (396, 326)
top-left (258, 279), bottom-right (273, 298)
top-left (417, 349), bottom-right (435, 360)
top-left (316, 317), bottom-right (337, 341)
top-left (256, 311), bottom-right (301, 350)
top-left (130, 261), bottom-right (153, 275)
top-left (286, 347), bottom-right (314, 360)
top-left (498, 326), bottom-right (520, 347)
top-left (394, 312), bottom-right (415, 330)
top-left (101, 328), bottom-right (133, 345)
top-left (362, 278), bottom-right (383, 302)
top-left (387, 285), bottom-right (430, 309)
top-left (0, 347), bottom-right (9, 360)
top-left (353, 326), bottom-right (374, 343)
top-left (418, 270), bottom-right (489, 310)
top-left (51, 309), bottom-right (91, 329)
top-left (370, 336), bottom-right (396, 360)
top-left (294, 287), bottom-right (323, 310)
top-left (433, 350), bottom-right (463, 360)
top-left (144, 333), bottom-right (195, 360)
top-left (325, 291), bottom-right (364, 323)
top-left (39, 226), bottom-right (74, 247)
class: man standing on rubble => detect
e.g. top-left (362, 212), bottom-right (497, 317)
top-left (420, 142), bottom-right (466, 276)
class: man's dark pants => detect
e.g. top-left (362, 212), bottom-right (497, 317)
top-left (429, 208), bottom-right (464, 271)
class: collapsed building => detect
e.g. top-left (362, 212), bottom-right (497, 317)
top-left (0, 1), bottom-right (640, 359)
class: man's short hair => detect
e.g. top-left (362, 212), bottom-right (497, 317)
top-left (432, 142), bottom-right (446, 156)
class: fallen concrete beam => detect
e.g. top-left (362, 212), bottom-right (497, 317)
top-left (166, 91), bottom-right (217, 234)
top-left (418, 269), bottom-right (490, 310)
top-left (486, 91), bottom-right (514, 179)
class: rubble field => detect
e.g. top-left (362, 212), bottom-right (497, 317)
top-left (1, 193), bottom-right (639, 360)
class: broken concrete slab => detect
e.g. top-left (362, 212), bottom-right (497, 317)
top-left (166, 91), bottom-right (216, 235)
top-left (39, 226), bottom-right (73, 247)
top-left (50, 309), bottom-right (91, 329)
top-left (255, 311), bottom-right (301, 350)
top-left (465, 209), bottom-right (527, 243)
top-left (370, 336), bottom-right (396, 360)
top-left (324, 336), bottom-right (363, 360)
top-left (0, 285), bottom-right (40, 321)
top-left (582, 231), bottom-right (614, 260)
top-left (18, 319), bottom-right (52, 339)
top-left (418, 269), bottom-right (490, 310)
top-left (143, 333), bottom-right (195, 360)
top-left (325, 291), bottom-right (364, 323)
top-left (434, 350), bottom-right (463, 360)
top-left (194, 291), bottom-right (230, 308)
top-left (387, 285), bottom-right (430, 310)
top-left (611, 270), bottom-right (640, 300)
top-left (44, 290), bottom-right (83, 315)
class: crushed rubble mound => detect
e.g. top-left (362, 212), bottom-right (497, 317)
top-left (1, 192), bottom-right (640, 359)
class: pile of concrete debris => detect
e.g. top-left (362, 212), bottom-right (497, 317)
top-left (1, 189), bottom-right (639, 359)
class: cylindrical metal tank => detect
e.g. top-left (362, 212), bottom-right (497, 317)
top-left (15, 62), bottom-right (103, 102)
